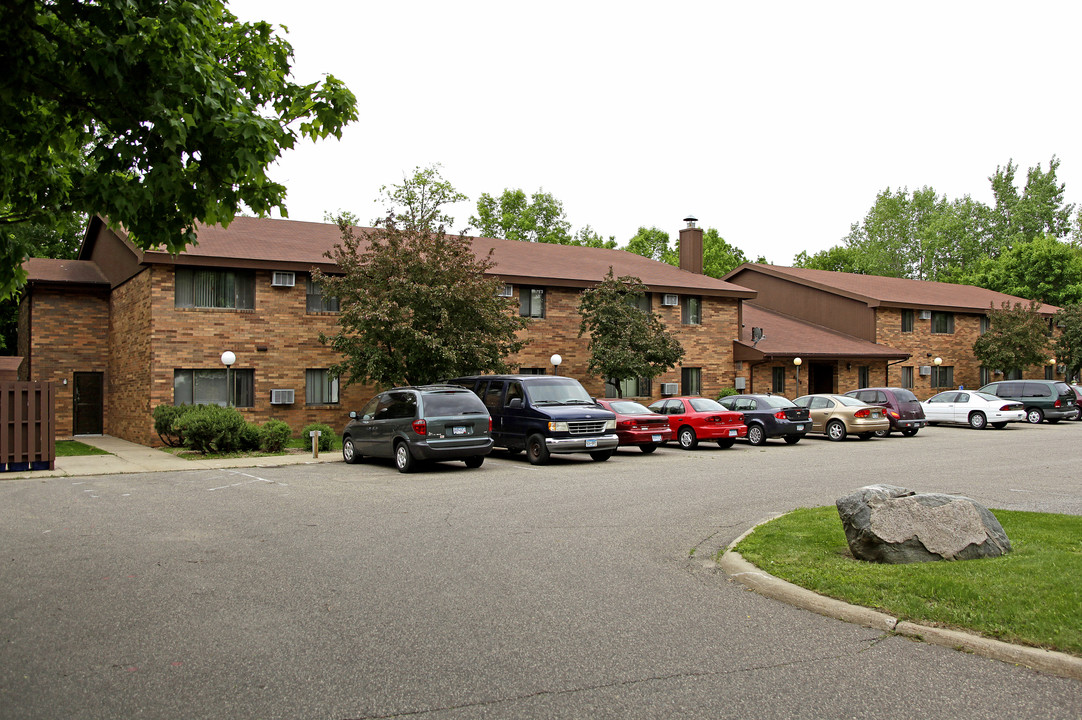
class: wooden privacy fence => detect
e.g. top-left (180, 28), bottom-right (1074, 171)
top-left (1, 382), bottom-right (55, 472)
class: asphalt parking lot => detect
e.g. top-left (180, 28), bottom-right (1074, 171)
top-left (1, 422), bottom-right (1080, 719)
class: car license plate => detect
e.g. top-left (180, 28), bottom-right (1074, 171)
top-left (452, 426), bottom-right (467, 435)
top-left (586, 438), bottom-right (597, 448)
top-left (651, 434), bottom-right (662, 442)
top-left (728, 429), bottom-right (737, 436)
top-left (796, 425), bottom-right (804, 431)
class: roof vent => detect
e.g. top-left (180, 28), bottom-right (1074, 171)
top-left (683, 214), bottom-right (698, 229)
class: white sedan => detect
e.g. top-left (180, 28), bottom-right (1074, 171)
top-left (920, 391), bottom-right (1026, 429)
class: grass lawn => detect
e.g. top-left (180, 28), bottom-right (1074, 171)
top-left (55, 440), bottom-right (111, 457)
top-left (731, 506), bottom-right (1082, 657)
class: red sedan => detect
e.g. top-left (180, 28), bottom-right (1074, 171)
top-left (595, 399), bottom-right (673, 453)
top-left (648, 396), bottom-right (746, 449)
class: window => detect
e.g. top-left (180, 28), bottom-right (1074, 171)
top-left (901, 310), bottom-right (914, 333)
top-left (1045, 364), bottom-right (1055, 380)
top-left (681, 367), bottom-right (701, 395)
top-left (517, 367), bottom-right (547, 375)
top-left (979, 367), bottom-right (992, 386)
top-left (900, 366), bottom-right (914, 389)
top-left (931, 364), bottom-right (954, 388)
top-left (629, 293), bottom-right (652, 313)
top-left (771, 366), bottom-right (785, 393)
top-left (305, 369), bottom-right (339, 404)
top-left (604, 377), bottom-right (651, 398)
top-left (980, 315), bottom-right (990, 335)
top-left (175, 268), bottom-right (254, 309)
top-left (519, 287), bottom-right (545, 318)
top-left (306, 276), bottom-right (339, 313)
top-left (857, 365), bottom-right (870, 388)
top-left (174, 369), bottom-right (253, 407)
top-left (682, 296), bottom-right (701, 325)
top-left (931, 311), bottom-right (954, 334)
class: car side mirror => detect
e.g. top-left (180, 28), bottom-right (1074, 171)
top-left (508, 398), bottom-right (523, 409)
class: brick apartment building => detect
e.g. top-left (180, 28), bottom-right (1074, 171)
top-left (724, 263), bottom-right (1062, 397)
top-left (19, 215), bottom-right (756, 445)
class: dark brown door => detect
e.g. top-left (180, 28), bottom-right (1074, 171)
top-left (73, 372), bottom-right (103, 435)
top-left (810, 363), bottom-right (835, 395)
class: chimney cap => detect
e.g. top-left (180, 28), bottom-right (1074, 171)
top-left (683, 214), bottom-right (698, 228)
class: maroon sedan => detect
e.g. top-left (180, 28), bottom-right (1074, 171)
top-left (595, 399), bottom-right (673, 453)
top-left (648, 396), bottom-right (747, 449)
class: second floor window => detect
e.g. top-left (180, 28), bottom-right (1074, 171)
top-left (682, 296), bottom-right (701, 325)
top-left (901, 310), bottom-right (914, 332)
top-left (306, 276), bottom-right (340, 313)
top-left (175, 268), bottom-right (254, 309)
top-left (520, 287), bottom-right (545, 318)
top-left (931, 311), bottom-right (955, 334)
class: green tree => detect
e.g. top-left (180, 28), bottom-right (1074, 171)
top-left (316, 215), bottom-right (528, 388)
top-left (571, 225), bottom-right (617, 249)
top-left (793, 245), bottom-right (868, 273)
top-left (577, 269), bottom-right (684, 396)
top-left (470, 189), bottom-right (573, 244)
top-left (956, 235), bottom-right (1082, 307)
top-left (1053, 304), bottom-right (1082, 382)
top-left (972, 301), bottom-right (1052, 376)
top-left (988, 156), bottom-right (1075, 250)
top-left (373, 164), bottom-right (467, 232)
top-left (702, 228), bottom-right (765, 278)
top-left (624, 227), bottom-right (677, 265)
top-left (0, 0), bottom-right (357, 298)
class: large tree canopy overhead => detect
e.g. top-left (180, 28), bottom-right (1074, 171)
top-left (0, 0), bottom-right (357, 297)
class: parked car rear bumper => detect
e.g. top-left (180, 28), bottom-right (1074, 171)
top-left (545, 434), bottom-right (620, 454)
top-left (694, 424), bottom-right (747, 440)
top-left (1041, 407), bottom-right (1078, 421)
top-left (892, 418), bottom-right (926, 430)
top-left (412, 437), bottom-right (494, 461)
top-left (616, 428), bottom-right (672, 446)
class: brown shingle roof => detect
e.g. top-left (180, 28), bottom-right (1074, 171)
top-left (725, 263), bottom-right (1059, 314)
top-left (736, 303), bottom-right (909, 361)
top-left (23, 258), bottom-right (109, 286)
top-left (125, 216), bottom-right (755, 298)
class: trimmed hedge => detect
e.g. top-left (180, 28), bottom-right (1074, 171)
top-left (173, 405), bottom-right (248, 454)
top-left (260, 419), bottom-right (292, 452)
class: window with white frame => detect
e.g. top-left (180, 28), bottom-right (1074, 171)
top-left (305, 369), bottom-right (339, 404)
top-left (174, 369), bottom-right (254, 407)
top-left (175, 268), bottom-right (254, 309)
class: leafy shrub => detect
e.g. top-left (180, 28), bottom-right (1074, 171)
top-left (239, 422), bottom-right (262, 451)
top-left (260, 419), bottom-right (293, 452)
top-left (301, 423), bottom-right (335, 452)
top-left (173, 405), bottom-right (248, 454)
top-left (715, 387), bottom-right (739, 399)
top-left (152, 404), bottom-right (195, 447)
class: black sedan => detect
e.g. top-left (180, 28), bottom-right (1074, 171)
top-left (718, 393), bottom-right (810, 445)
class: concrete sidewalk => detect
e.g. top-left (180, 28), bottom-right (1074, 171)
top-left (2, 435), bottom-right (341, 479)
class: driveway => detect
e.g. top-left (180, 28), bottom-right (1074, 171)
top-left (1, 422), bottom-right (1079, 718)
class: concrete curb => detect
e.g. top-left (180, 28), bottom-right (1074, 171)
top-left (721, 519), bottom-right (1082, 682)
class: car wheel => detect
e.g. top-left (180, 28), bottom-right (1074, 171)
top-left (747, 425), bottom-right (766, 446)
top-left (678, 426), bottom-right (698, 450)
top-left (342, 436), bottom-right (361, 464)
top-left (874, 429), bottom-right (890, 438)
top-left (968, 411), bottom-right (987, 430)
top-left (716, 438), bottom-right (735, 449)
top-left (589, 450), bottom-right (613, 462)
top-left (1071, 408), bottom-right (1082, 421)
top-left (991, 421), bottom-right (1008, 429)
top-left (826, 420), bottom-right (847, 442)
top-left (1026, 407), bottom-right (1044, 424)
top-left (639, 443), bottom-right (657, 454)
top-left (900, 428), bottom-right (919, 437)
top-left (394, 442), bottom-right (415, 473)
top-left (464, 455), bottom-right (484, 468)
top-left (526, 434), bottom-right (550, 465)
top-left (783, 435), bottom-right (801, 445)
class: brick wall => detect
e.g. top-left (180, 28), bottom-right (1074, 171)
top-left (508, 288), bottom-right (739, 400)
top-left (21, 288), bottom-right (110, 438)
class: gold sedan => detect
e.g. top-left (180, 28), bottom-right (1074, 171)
top-left (792, 393), bottom-right (891, 441)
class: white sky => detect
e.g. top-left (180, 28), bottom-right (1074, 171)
top-left (228, 0), bottom-right (1082, 266)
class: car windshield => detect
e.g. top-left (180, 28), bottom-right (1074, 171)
top-left (833, 395), bottom-right (866, 407)
top-left (688, 397), bottom-right (725, 412)
top-left (758, 396), bottom-right (795, 408)
top-left (608, 400), bottom-right (651, 414)
top-left (422, 391), bottom-right (488, 416)
top-left (525, 378), bottom-right (595, 405)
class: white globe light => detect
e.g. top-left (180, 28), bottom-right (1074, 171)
top-left (934, 357), bottom-right (942, 366)
top-left (221, 351), bottom-right (236, 367)
top-left (550, 354), bottom-right (563, 367)
top-left (793, 357), bottom-right (802, 366)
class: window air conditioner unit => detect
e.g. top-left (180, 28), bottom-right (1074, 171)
top-left (497, 284), bottom-right (513, 298)
top-left (918, 366), bottom-right (932, 376)
top-left (661, 294), bottom-right (679, 306)
top-left (271, 271), bottom-right (296, 287)
top-left (917, 310), bottom-right (932, 320)
top-left (660, 382), bottom-right (679, 395)
top-left (270, 389), bottom-right (295, 405)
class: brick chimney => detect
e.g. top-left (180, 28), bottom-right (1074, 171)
top-left (678, 215), bottom-right (703, 274)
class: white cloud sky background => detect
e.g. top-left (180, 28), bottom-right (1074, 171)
top-left (228, 0), bottom-right (1082, 266)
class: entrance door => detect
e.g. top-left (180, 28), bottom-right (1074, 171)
top-left (73, 372), bottom-right (103, 435)
top-left (809, 363), bottom-right (835, 395)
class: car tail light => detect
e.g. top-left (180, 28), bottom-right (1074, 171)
top-left (887, 409), bottom-right (900, 419)
top-left (411, 419), bottom-right (427, 435)
top-left (1054, 399), bottom-right (1062, 407)
top-left (1000, 405), bottom-right (1016, 412)
top-left (618, 419), bottom-right (634, 430)
top-left (774, 411), bottom-right (787, 420)
top-left (854, 408), bottom-right (871, 418)
top-left (489, 416), bottom-right (493, 432)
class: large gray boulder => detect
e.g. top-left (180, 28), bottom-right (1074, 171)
top-left (836, 484), bottom-right (1011, 563)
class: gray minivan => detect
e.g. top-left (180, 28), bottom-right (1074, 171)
top-left (977, 379), bottom-right (1077, 424)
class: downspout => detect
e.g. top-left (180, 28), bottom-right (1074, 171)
top-left (885, 356), bottom-right (911, 385)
